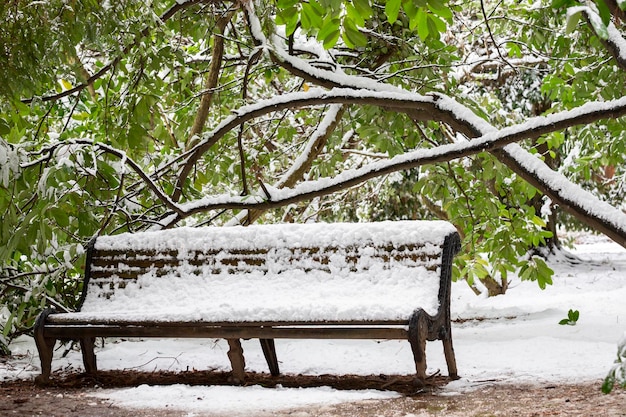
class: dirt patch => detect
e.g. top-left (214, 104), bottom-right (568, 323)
top-left (305, 383), bottom-right (626, 417)
top-left (32, 368), bottom-right (444, 394)
top-left (1, 371), bottom-right (625, 417)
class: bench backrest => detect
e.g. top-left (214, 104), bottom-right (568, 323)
top-left (79, 220), bottom-right (460, 320)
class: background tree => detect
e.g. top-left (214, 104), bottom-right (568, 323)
top-left (1, 0), bottom-right (625, 354)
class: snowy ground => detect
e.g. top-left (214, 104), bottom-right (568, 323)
top-left (2, 234), bottom-right (625, 415)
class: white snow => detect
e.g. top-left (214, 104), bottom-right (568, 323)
top-left (3, 234), bottom-right (625, 415)
top-left (92, 384), bottom-right (399, 414)
top-left (53, 221), bottom-right (453, 323)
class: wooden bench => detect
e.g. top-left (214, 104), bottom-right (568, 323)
top-left (34, 220), bottom-right (461, 384)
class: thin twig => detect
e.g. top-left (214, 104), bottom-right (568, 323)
top-left (479, 0), bottom-right (517, 74)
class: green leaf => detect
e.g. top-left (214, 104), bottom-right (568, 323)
top-left (318, 17), bottom-right (341, 48)
top-left (565, 9), bottom-right (581, 34)
top-left (428, 13), bottom-right (446, 33)
top-left (128, 124), bottom-right (144, 149)
top-left (587, 10), bottom-right (610, 40)
top-left (277, 6), bottom-right (300, 36)
top-left (385, 0), bottom-right (402, 23)
top-left (595, 0), bottom-right (612, 25)
top-left (346, 3), bottom-right (365, 27)
top-left (403, 0), bottom-right (419, 21)
top-left (301, 1), bottom-right (323, 30)
top-left (416, 8), bottom-right (429, 40)
top-left (323, 29), bottom-right (341, 49)
top-left (602, 371), bottom-right (615, 394)
top-left (535, 257), bottom-right (553, 289)
top-left (507, 43), bottom-right (522, 58)
top-left (322, 0), bottom-right (343, 13)
top-left (559, 309), bottom-right (579, 325)
top-left (343, 18), bottom-right (368, 48)
top-left (277, 0), bottom-right (300, 8)
top-left (2, 312), bottom-right (14, 337)
top-left (552, 0), bottom-right (576, 8)
top-left (353, 0), bottom-right (373, 18)
top-left (51, 207), bottom-right (70, 228)
top-left (427, 0), bottom-right (453, 20)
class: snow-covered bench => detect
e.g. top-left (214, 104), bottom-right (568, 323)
top-left (34, 220), bottom-right (461, 384)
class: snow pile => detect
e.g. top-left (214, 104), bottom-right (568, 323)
top-left (49, 221), bottom-right (455, 323)
top-left (89, 384), bottom-right (399, 414)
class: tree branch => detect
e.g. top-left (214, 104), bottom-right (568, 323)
top-left (22, 140), bottom-right (185, 216)
top-left (577, 6), bottom-right (626, 71)
top-left (172, 8), bottom-right (237, 202)
top-left (231, 103), bottom-right (346, 226)
top-left (158, 90), bottom-right (626, 249)
top-left (185, 10), bottom-right (236, 147)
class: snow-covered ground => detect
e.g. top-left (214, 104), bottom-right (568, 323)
top-left (2, 234), bottom-right (625, 415)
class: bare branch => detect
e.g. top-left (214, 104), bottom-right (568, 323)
top-left (479, 0), bottom-right (517, 74)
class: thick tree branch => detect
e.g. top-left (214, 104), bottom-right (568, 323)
top-left (172, 9), bottom-right (237, 202)
top-left (159, 89), bottom-right (626, 248)
top-left (172, 102), bottom-right (624, 213)
top-left (276, 104), bottom-right (347, 189)
top-left (577, 6), bottom-right (626, 71)
top-left (493, 146), bottom-right (626, 247)
top-left (186, 11), bottom-right (235, 148)
top-left (602, 0), bottom-right (626, 23)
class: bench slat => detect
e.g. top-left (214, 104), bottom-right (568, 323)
top-left (42, 324), bottom-right (409, 340)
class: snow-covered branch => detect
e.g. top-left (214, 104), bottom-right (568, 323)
top-left (171, 95), bottom-right (626, 241)
top-left (570, 6), bottom-right (626, 70)
top-left (241, 3), bottom-right (626, 247)
top-left (174, 84), bottom-right (626, 201)
top-left (22, 139), bottom-right (184, 216)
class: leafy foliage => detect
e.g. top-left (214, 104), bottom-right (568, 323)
top-left (558, 309), bottom-right (580, 326)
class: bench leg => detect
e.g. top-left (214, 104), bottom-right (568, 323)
top-left (408, 311), bottom-right (428, 381)
top-left (33, 310), bottom-right (56, 385)
top-left (34, 335), bottom-right (56, 385)
top-left (260, 339), bottom-right (280, 376)
top-left (226, 338), bottom-right (246, 383)
top-left (80, 337), bottom-right (98, 375)
top-left (443, 334), bottom-right (458, 379)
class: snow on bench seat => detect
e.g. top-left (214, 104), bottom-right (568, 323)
top-left (48, 265), bottom-right (440, 324)
top-left (50, 221), bottom-right (453, 324)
